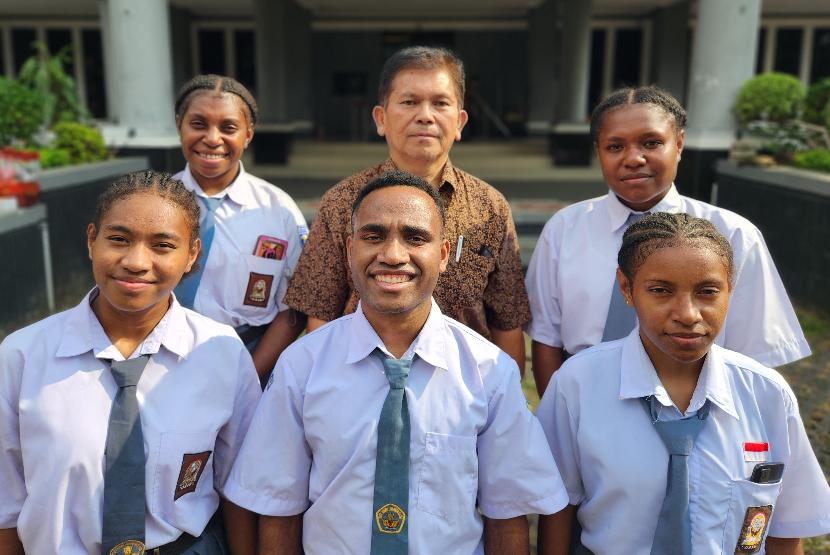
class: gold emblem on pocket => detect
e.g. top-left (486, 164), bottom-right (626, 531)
top-left (109, 539), bottom-right (145, 555)
top-left (735, 505), bottom-right (773, 554)
top-left (375, 503), bottom-right (406, 534)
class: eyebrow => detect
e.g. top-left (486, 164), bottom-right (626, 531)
top-left (357, 223), bottom-right (434, 237)
top-left (104, 224), bottom-right (182, 241)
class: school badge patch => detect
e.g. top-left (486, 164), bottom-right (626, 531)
top-left (734, 505), bottom-right (773, 554)
top-left (174, 451), bottom-right (211, 500)
top-left (109, 539), bottom-right (145, 555)
top-left (375, 503), bottom-right (406, 534)
top-left (243, 272), bottom-right (273, 307)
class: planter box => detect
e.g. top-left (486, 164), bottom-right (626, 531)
top-left (715, 160), bottom-right (830, 313)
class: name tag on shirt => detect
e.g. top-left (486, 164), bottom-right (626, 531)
top-left (254, 235), bottom-right (287, 260)
top-left (743, 442), bottom-right (769, 462)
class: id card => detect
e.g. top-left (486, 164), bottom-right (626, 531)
top-left (254, 235), bottom-right (287, 260)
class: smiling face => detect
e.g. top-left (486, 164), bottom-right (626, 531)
top-left (176, 92), bottom-right (253, 193)
top-left (617, 241), bottom-right (730, 374)
top-left (347, 185), bottom-right (450, 326)
top-left (596, 104), bottom-right (684, 212)
top-left (87, 192), bottom-right (199, 322)
top-left (372, 68), bottom-right (468, 169)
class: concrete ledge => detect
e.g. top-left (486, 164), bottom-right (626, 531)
top-left (0, 204), bottom-right (47, 234)
top-left (716, 159), bottom-right (830, 199)
top-left (39, 157), bottom-right (150, 193)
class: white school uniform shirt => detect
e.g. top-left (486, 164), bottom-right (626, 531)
top-left (225, 299), bottom-right (568, 554)
top-left (175, 163), bottom-right (307, 327)
top-left (535, 330), bottom-right (830, 555)
top-left (0, 290), bottom-right (262, 554)
top-left (525, 185), bottom-right (810, 367)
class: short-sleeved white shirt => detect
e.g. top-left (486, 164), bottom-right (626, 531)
top-left (225, 299), bottom-right (568, 554)
top-left (535, 331), bottom-right (830, 554)
top-left (0, 291), bottom-right (262, 553)
top-left (175, 164), bottom-right (307, 327)
top-left (525, 185), bottom-right (810, 367)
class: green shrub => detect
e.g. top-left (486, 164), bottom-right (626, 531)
top-left (805, 78), bottom-right (830, 126)
top-left (52, 122), bottom-right (107, 164)
top-left (0, 77), bottom-right (45, 146)
top-left (734, 73), bottom-right (805, 124)
top-left (792, 149), bottom-right (830, 173)
top-left (17, 42), bottom-right (88, 127)
top-left (37, 147), bottom-right (72, 168)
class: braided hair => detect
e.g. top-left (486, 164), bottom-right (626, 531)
top-left (175, 74), bottom-right (258, 125)
top-left (91, 170), bottom-right (201, 248)
top-left (618, 212), bottom-right (734, 285)
top-left (590, 85), bottom-right (687, 142)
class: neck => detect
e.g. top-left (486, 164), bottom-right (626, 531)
top-left (364, 302), bottom-right (431, 359)
top-left (92, 294), bottom-right (170, 358)
top-left (641, 333), bottom-right (703, 414)
top-left (192, 163), bottom-right (240, 196)
top-left (391, 154), bottom-right (448, 189)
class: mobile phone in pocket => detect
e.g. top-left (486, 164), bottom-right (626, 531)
top-left (749, 462), bottom-right (784, 484)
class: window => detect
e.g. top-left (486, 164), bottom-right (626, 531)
top-left (587, 29), bottom-right (606, 112)
top-left (234, 30), bottom-right (256, 92)
top-left (82, 29), bottom-right (107, 118)
top-left (773, 28), bottom-right (803, 76)
top-left (613, 28), bottom-right (642, 89)
top-left (756, 27), bottom-right (767, 75)
top-left (198, 29), bottom-right (226, 75)
top-left (46, 28), bottom-right (74, 78)
top-left (11, 28), bottom-right (36, 74)
top-left (811, 27), bottom-right (830, 82)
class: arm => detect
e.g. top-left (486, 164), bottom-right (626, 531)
top-left (483, 515), bottom-right (529, 555)
top-left (222, 499), bottom-right (258, 555)
top-left (258, 515), bottom-right (302, 555)
top-left (251, 309), bottom-right (306, 379)
top-left (531, 341), bottom-right (564, 398)
top-left (0, 529), bottom-right (23, 555)
top-left (764, 537), bottom-right (802, 555)
top-left (306, 316), bottom-right (327, 333)
top-left (490, 327), bottom-right (525, 376)
top-left (537, 505), bottom-right (576, 555)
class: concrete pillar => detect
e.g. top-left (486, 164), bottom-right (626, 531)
top-left (677, 0), bottom-right (761, 200)
top-left (169, 6), bottom-right (193, 91)
top-left (556, 0), bottom-right (592, 124)
top-left (650, 1), bottom-right (690, 103)
top-left (527, 0), bottom-right (559, 134)
top-left (104, 0), bottom-right (176, 136)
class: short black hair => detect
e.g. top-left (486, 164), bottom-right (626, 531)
top-left (351, 170), bottom-right (445, 230)
top-left (618, 212), bottom-right (734, 285)
top-left (590, 85), bottom-right (687, 142)
top-left (91, 170), bottom-right (201, 275)
top-left (175, 74), bottom-right (258, 125)
top-left (378, 46), bottom-right (466, 108)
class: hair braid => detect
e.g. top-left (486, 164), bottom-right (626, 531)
top-left (590, 85), bottom-right (687, 142)
top-left (175, 74), bottom-right (258, 125)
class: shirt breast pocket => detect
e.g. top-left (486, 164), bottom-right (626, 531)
top-left (443, 251), bottom-right (495, 308)
top-left (151, 431), bottom-right (219, 525)
top-left (721, 478), bottom-right (783, 554)
top-left (415, 432), bottom-right (478, 523)
top-left (226, 254), bottom-right (285, 315)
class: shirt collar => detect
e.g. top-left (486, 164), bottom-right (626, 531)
top-left (346, 298), bottom-right (449, 371)
top-left (55, 289), bottom-right (192, 361)
top-left (180, 162), bottom-right (257, 208)
top-left (381, 157), bottom-right (458, 195)
top-left (606, 184), bottom-right (683, 232)
top-left (618, 329), bottom-right (738, 419)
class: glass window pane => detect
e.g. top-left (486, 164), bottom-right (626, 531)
top-left (587, 29), bottom-right (606, 113)
top-left (811, 28), bottom-right (830, 82)
top-left (0, 29), bottom-right (5, 75)
top-left (11, 28), bottom-right (37, 74)
top-left (234, 30), bottom-right (256, 92)
top-left (756, 27), bottom-right (767, 74)
top-left (46, 28), bottom-right (74, 78)
top-left (613, 28), bottom-right (642, 88)
top-left (198, 29), bottom-right (226, 75)
top-left (82, 29), bottom-right (107, 119)
top-left (773, 27), bottom-right (803, 76)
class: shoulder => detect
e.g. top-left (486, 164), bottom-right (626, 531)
top-left (320, 164), bottom-right (385, 207)
top-left (1, 309), bottom-right (74, 355)
top-left (541, 193), bottom-right (609, 235)
top-left (243, 173), bottom-right (305, 217)
top-left (715, 345), bottom-right (794, 396)
top-left (179, 307), bottom-right (245, 348)
top-left (441, 315), bottom-right (520, 384)
top-left (280, 313), bottom-right (354, 364)
top-left (452, 167), bottom-right (508, 209)
top-left (554, 340), bottom-right (624, 393)
top-left (678, 196), bottom-right (764, 244)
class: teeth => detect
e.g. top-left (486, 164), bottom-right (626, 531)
top-left (375, 274), bottom-right (411, 284)
top-left (198, 153), bottom-right (226, 159)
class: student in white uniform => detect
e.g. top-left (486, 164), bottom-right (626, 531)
top-left (224, 171), bottom-right (568, 554)
top-left (172, 74), bottom-right (308, 379)
top-left (0, 171), bottom-right (261, 555)
top-left (535, 212), bottom-right (830, 555)
top-left (525, 86), bottom-right (809, 396)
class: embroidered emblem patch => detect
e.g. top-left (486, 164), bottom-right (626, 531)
top-left (244, 272), bottom-right (273, 307)
top-left (734, 505), bottom-right (773, 554)
top-left (375, 503), bottom-right (406, 534)
top-left (174, 451), bottom-right (211, 500)
top-left (109, 539), bottom-right (145, 555)
top-left (743, 441), bottom-right (769, 462)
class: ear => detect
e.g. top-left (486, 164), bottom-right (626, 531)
top-left (185, 237), bottom-right (201, 273)
top-left (175, 114), bottom-right (182, 134)
top-left (86, 223), bottom-right (97, 260)
top-left (438, 237), bottom-right (451, 272)
top-left (346, 234), bottom-right (353, 269)
top-left (675, 128), bottom-right (685, 159)
top-left (455, 109), bottom-right (469, 141)
top-left (372, 105), bottom-right (386, 137)
top-left (616, 267), bottom-right (633, 306)
top-left (245, 124), bottom-right (254, 148)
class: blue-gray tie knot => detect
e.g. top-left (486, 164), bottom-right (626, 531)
top-left (381, 358), bottom-right (411, 390)
top-left (109, 355), bottom-right (150, 388)
top-left (203, 197), bottom-right (222, 213)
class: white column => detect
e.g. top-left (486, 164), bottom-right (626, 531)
top-left (527, 0), bottom-right (558, 133)
top-left (254, 0), bottom-right (289, 123)
top-left (101, 0), bottom-right (177, 141)
top-left (556, 0), bottom-right (592, 123)
top-left (685, 0), bottom-right (761, 150)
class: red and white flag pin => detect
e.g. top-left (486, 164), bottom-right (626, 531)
top-left (743, 442), bottom-right (769, 462)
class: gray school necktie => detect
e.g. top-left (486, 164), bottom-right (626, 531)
top-left (174, 196), bottom-right (222, 309)
top-left (642, 395), bottom-right (711, 555)
top-left (101, 355), bottom-right (151, 555)
top-left (601, 212), bottom-right (648, 342)
top-left (370, 350), bottom-right (411, 555)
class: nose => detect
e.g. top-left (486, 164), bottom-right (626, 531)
top-left (672, 293), bottom-right (701, 327)
top-left (203, 125), bottom-right (221, 146)
top-left (623, 145), bottom-right (646, 168)
top-left (379, 237), bottom-right (408, 266)
top-left (414, 101), bottom-right (435, 124)
top-left (121, 244), bottom-right (153, 273)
